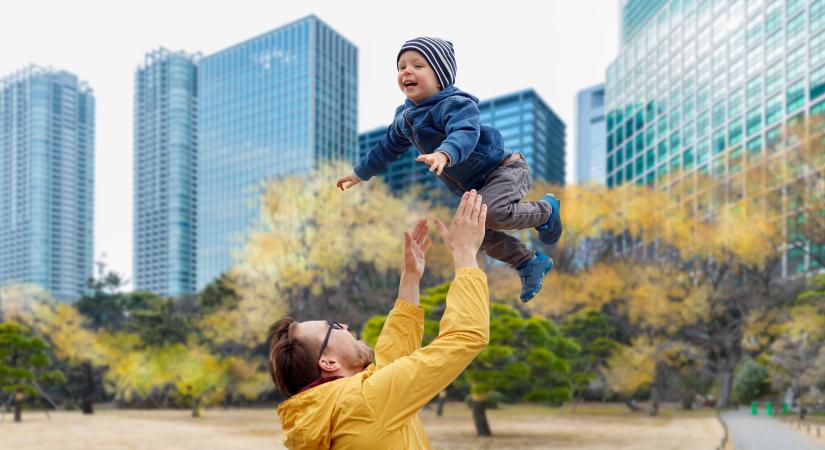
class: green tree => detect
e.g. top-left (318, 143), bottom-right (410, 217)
top-left (733, 359), bottom-right (772, 404)
top-left (560, 309), bottom-right (619, 405)
top-left (0, 323), bottom-right (65, 422)
top-left (364, 281), bottom-right (577, 437)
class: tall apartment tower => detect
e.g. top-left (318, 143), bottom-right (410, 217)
top-left (606, 0), bottom-right (825, 274)
top-left (196, 15), bottom-right (358, 288)
top-left (576, 83), bottom-right (607, 185)
top-left (0, 66), bottom-right (95, 301)
top-left (133, 49), bottom-right (199, 296)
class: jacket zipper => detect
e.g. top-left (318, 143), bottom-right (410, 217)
top-left (403, 108), bottom-right (467, 192)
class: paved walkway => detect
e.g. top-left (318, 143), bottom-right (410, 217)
top-left (722, 409), bottom-right (825, 450)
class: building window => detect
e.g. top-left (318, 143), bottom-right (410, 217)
top-left (786, 80), bottom-right (805, 113)
top-left (812, 64), bottom-right (825, 100)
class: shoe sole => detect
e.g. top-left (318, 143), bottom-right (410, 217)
top-left (520, 257), bottom-right (554, 303)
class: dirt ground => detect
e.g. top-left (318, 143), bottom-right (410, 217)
top-left (1, 402), bottom-right (724, 450)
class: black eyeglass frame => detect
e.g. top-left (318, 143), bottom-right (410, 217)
top-left (319, 320), bottom-right (343, 360)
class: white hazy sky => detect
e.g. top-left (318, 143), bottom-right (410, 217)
top-left (1, 0), bottom-right (619, 289)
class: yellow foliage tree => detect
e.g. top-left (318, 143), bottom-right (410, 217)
top-left (230, 161), bottom-right (452, 329)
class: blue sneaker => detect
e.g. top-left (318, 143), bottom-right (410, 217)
top-left (536, 193), bottom-right (563, 245)
top-left (516, 252), bottom-right (554, 303)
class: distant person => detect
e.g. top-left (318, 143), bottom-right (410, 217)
top-left (268, 191), bottom-right (490, 449)
top-left (336, 37), bottom-right (562, 302)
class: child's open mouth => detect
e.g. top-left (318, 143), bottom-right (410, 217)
top-left (404, 81), bottom-right (417, 87)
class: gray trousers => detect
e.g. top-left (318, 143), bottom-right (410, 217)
top-left (478, 156), bottom-right (552, 269)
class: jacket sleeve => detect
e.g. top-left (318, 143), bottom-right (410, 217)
top-left (362, 268), bottom-right (489, 430)
top-left (438, 97), bottom-right (481, 167)
top-left (354, 118), bottom-right (411, 181)
top-left (373, 299), bottom-right (425, 369)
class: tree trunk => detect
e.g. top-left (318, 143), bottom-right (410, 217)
top-left (624, 397), bottom-right (641, 412)
top-left (470, 400), bottom-right (492, 437)
top-left (192, 398), bottom-right (202, 418)
top-left (13, 390), bottom-right (23, 423)
top-left (80, 399), bottom-right (94, 415)
top-left (650, 364), bottom-right (663, 417)
top-left (718, 370), bottom-right (732, 408)
top-left (436, 391), bottom-right (447, 417)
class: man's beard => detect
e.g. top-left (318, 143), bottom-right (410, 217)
top-left (352, 340), bottom-right (375, 370)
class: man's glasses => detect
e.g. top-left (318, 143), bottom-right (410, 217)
top-left (319, 320), bottom-right (344, 359)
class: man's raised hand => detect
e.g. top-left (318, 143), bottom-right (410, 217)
top-left (433, 190), bottom-right (487, 269)
top-left (402, 218), bottom-right (430, 279)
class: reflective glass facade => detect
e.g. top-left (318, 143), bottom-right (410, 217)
top-left (134, 49), bottom-right (199, 297)
top-left (197, 16), bottom-right (357, 288)
top-left (576, 83), bottom-right (607, 184)
top-left (358, 88), bottom-right (566, 198)
top-left (606, 0), bottom-right (825, 274)
top-left (0, 66), bottom-right (95, 301)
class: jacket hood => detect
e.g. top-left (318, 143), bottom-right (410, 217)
top-left (277, 381), bottom-right (339, 449)
top-left (405, 85), bottom-right (478, 108)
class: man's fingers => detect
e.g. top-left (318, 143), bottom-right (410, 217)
top-left (433, 218), bottom-right (449, 239)
top-left (471, 195), bottom-right (483, 220)
top-left (414, 220), bottom-right (428, 244)
top-left (421, 237), bottom-right (431, 252)
top-left (411, 220), bottom-right (422, 241)
top-left (463, 190), bottom-right (478, 219)
top-left (478, 203), bottom-right (488, 226)
top-left (457, 191), bottom-right (470, 218)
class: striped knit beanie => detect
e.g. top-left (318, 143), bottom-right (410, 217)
top-left (397, 37), bottom-right (456, 89)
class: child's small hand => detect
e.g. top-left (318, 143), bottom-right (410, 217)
top-left (416, 151), bottom-right (449, 176)
top-left (336, 174), bottom-right (361, 191)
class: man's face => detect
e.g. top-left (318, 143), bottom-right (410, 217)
top-left (294, 320), bottom-right (374, 372)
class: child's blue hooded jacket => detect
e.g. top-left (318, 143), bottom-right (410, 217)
top-left (354, 86), bottom-right (510, 196)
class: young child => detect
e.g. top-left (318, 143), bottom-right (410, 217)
top-left (336, 37), bottom-right (563, 302)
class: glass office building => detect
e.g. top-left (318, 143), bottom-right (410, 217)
top-left (358, 88), bottom-right (566, 198)
top-left (606, 0), bottom-right (825, 275)
top-left (133, 49), bottom-right (199, 297)
top-left (576, 83), bottom-right (607, 184)
top-left (197, 15), bottom-right (358, 288)
top-left (0, 66), bottom-right (95, 301)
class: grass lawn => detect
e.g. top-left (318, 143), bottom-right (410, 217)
top-left (1, 402), bottom-right (723, 450)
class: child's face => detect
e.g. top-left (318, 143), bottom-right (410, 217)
top-left (397, 50), bottom-right (441, 104)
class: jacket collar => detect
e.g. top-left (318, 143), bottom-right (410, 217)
top-left (296, 375), bottom-right (343, 395)
top-left (405, 85), bottom-right (463, 108)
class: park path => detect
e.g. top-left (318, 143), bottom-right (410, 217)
top-left (722, 409), bottom-right (825, 450)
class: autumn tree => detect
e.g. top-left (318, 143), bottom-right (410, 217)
top-left (235, 161), bottom-right (452, 329)
top-left (31, 304), bottom-right (108, 414)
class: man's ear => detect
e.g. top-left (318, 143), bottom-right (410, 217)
top-left (319, 357), bottom-right (341, 374)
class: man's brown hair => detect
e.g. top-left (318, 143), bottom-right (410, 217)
top-left (267, 317), bottom-right (322, 396)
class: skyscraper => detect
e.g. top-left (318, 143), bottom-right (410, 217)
top-left (576, 84), bottom-right (607, 185)
top-left (358, 88), bottom-right (565, 197)
top-left (133, 49), bottom-right (199, 297)
top-left (606, 0), bottom-right (825, 274)
top-left (0, 66), bottom-right (95, 301)
top-left (197, 15), bottom-right (358, 288)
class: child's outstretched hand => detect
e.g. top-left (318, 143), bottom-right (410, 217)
top-left (336, 174), bottom-right (361, 191)
top-left (416, 151), bottom-right (449, 175)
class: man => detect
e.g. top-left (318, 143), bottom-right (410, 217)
top-left (268, 190), bottom-right (490, 449)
